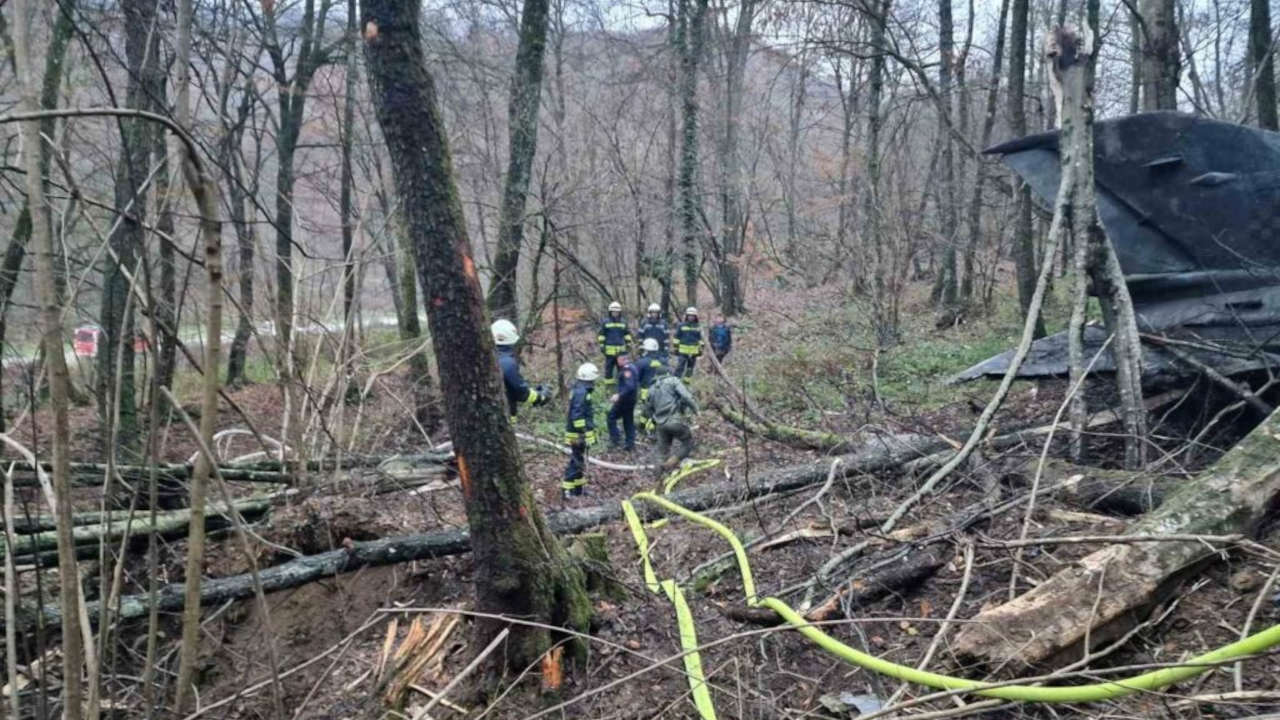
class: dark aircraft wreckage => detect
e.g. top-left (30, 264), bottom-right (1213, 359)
top-left (952, 111), bottom-right (1280, 388)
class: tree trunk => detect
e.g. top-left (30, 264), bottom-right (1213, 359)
top-left (1249, 0), bottom-right (1277, 129)
top-left (1138, 0), bottom-right (1179, 111)
top-left (954, 402), bottom-right (1280, 670)
top-left (362, 0), bottom-right (592, 670)
top-left (1008, 0), bottom-right (1045, 338)
top-left (715, 0), bottom-right (755, 317)
top-left (677, 0), bottom-right (710, 309)
top-left (13, 0), bottom-right (87, 712)
top-left (487, 0), bottom-right (553, 320)
top-left (341, 0), bottom-right (360, 323)
top-left (0, 0), bottom-right (77, 435)
top-left (225, 87), bottom-right (258, 388)
top-left (864, 0), bottom-right (893, 343)
top-left (933, 0), bottom-right (959, 308)
top-left (961, 0), bottom-right (1009, 302)
top-left (99, 0), bottom-right (162, 457)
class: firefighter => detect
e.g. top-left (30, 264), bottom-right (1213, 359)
top-left (607, 353), bottom-right (638, 451)
top-left (643, 364), bottom-right (699, 472)
top-left (492, 319), bottom-right (548, 423)
top-left (636, 338), bottom-right (666, 436)
top-left (674, 307), bottom-right (704, 377)
top-left (637, 303), bottom-right (670, 359)
top-left (597, 301), bottom-right (633, 384)
top-left (563, 362), bottom-right (599, 498)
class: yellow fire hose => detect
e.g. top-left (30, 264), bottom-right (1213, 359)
top-left (624, 487), bottom-right (1280, 715)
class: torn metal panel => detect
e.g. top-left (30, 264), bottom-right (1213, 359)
top-left (954, 112), bottom-right (1280, 385)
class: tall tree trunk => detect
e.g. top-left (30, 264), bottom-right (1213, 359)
top-left (362, 0), bottom-right (591, 669)
top-left (961, 0), bottom-right (1010, 302)
top-left (1249, 0), bottom-right (1278, 129)
top-left (341, 0), bottom-right (360, 322)
top-left (262, 0), bottom-right (328, 468)
top-left (153, 80), bottom-right (178, 400)
top-left (0, 0), bottom-right (77, 435)
top-left (1008, 0), bottom-right (1045, 338)
top-left (1138, 0), bottom-right (1179, 111)
top-left (661, 0), bottom-right (679, 315)
top-left (716, 0), bottom-right (755, 316)
top-left (865, 0), bottom-right (894, 343)
top-left (784, 50), bottom-right (810, 272)
top-left (677, 0), bottom-right (710, 309)
top-left (1129, 6), bottom-right (1142, 114)
top-left (487, 0), bottom-right (553, 320)
top-left (225, 86), bottom-right (258, 387)
top-left (833, 48), bottom-right (860, 280)
top-left (13, 0), bottom-right (86, 714)
top-left (933, 0), bottom-right (959, 307)
top-left (171, 0), bottom-right (228, 705)
top-left (100, 0), bottom-right (162, 457)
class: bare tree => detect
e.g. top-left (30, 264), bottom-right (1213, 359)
top-left (362, 0), bottom-right (592, 671)
top-left (11, 0), bottom-right (86, 714)
top-left (1008, 0), bottom-right (1045, 338)
top-left (487, 0), bottom-right (553, 321)
top-left (677, 0), bottom-right (710, 308)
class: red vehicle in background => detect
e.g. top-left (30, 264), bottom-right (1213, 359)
top-left (73, 325), bottom-right (101, 358)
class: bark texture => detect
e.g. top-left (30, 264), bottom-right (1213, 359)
top-left (362, 0), bottom-right (591, 669)
top-left (487, 0), bottom-right (552, 320)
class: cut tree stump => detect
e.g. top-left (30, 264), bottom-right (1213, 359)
top-left (952, 405), bottom-right (1280, 671)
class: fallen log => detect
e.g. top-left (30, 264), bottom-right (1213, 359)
top-left (1007, 458), bottom-right (1180, 516)
top-left (18, 437), bottom-right (946, 631)
top-left (2, 497), bottom-right (271, 558)
top-left (952, 405), bottom-right (1280, 671)
top-left (7, 462), bottom-right (291, 485)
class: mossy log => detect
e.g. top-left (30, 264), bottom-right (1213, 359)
top-left (16, 438), bottom-right (943, 631)
top-left (952, 406), bottom-right (1280, 671)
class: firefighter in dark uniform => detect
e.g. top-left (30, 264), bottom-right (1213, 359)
top-left (607, 353), bottom-right (639, 451)
top-left (637, 303), bottom-right (670, 359)
top-left (636, 338), bottom-right (667, 435)
top-left (597, 301), bottom-right (633, 384)
top-left (491, 319), bottom-right (547, 423)
top-left (674, 307), bottom-right (704, 378)
top-left (563, 362), bottom-right (599, 498)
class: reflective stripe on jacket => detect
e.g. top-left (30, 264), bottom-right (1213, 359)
top-left (597, 318), bottom-right (632, 352)
top-left (675, 322), bottom-right (703, 356)
top-left (565, 380), bottom-right (595, 436)
top-left (638, 319), bottom-right (669, 353)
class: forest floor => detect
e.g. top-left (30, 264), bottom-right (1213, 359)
top-left (17, 280), bottom-right (1280, 720)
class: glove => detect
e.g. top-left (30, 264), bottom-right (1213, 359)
top-left (533, 385), bottom-right (551, 406)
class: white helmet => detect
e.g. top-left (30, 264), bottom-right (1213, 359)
top-left (685, 307), bottom-right (699, 317)
top-left (647, 303), bottom-right (661, 313)
top-left (491, 319), bottom-right (520, 346)
top-left (642, 338), bottom-right (660, 353)
top-left (577, 362), bottom-right (601, 382)
top-left (608, 301), bottom-right (622, 313)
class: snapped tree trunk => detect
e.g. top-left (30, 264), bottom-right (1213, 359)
top-left (954, 401), bottom-right (1280, 670)
top-left (362, 0), bottom-right (592, 670)
top-left (487, 0), bottom-right (553, 321)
